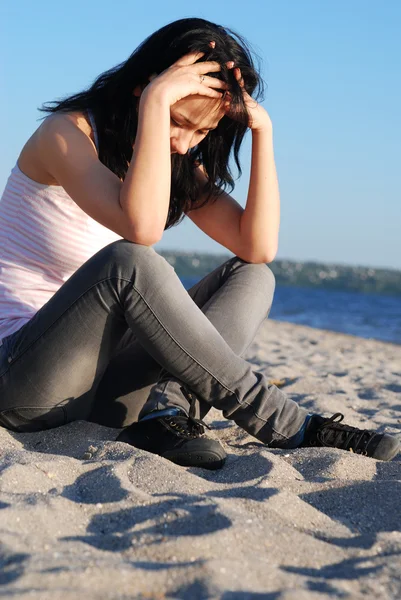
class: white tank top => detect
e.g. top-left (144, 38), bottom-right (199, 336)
top-left (0, 110), bottom-right (122, 345)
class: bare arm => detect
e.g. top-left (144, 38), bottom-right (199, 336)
top-left (119, 90), bottom-right (172, 245)
top-left (239, 125), bottom-right (280, 263)
top-left (119, 51), bottom-right (226, 245)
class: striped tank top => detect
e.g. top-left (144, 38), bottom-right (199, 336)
top-left (0, 110), bottom-right (122, 345)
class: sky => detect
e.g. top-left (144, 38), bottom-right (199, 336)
top-left (1, 0), bottom-right (400, 270)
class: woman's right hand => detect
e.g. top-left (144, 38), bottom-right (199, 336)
top-left (141, 51), bottom-right (231, 106)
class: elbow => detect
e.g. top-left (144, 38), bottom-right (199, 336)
top-left (244, 247), bottom-right (278, 264)
top-left (264, 249), bottom-right (278, 264)
top-left (127, 227), bottom-right (163, 247)
top-left (263, 242), bottom-right (279, 264)
top-left (119, 203), bottom-right (164, 246)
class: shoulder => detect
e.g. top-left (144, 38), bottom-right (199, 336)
top-left (18, 111), bottom-right (96, 185)
top-left (39, 111), bottom-right (95, 146)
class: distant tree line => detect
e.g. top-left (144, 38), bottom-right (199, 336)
top-left (158, 251), bottom-right (401, 297)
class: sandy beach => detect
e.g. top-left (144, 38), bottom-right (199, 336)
top-left (0, 318), bottom-right (400, 599)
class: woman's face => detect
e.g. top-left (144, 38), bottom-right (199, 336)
top-left (169, 95), bottom-right (226, 154)
top-left (134, 85), bottom-right (227, 154)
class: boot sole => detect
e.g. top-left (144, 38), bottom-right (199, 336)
top-left (162, 450), bottom-right (226, 470)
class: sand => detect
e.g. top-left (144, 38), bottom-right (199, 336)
top-left (0, 319), bottom-right (400, 599)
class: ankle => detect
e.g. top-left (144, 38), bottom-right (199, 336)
top-left (301, 413), bottom-right (326, 446)
top-left (271, 414), bottom-right (313, 449)
top-left (139, 407), bottom-right (185, 422)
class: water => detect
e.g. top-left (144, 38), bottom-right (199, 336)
top-left (181, 277), bottom-right (401, 346)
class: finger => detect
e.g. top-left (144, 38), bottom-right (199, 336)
top-left (195, 85), bottom-right (224, 99)
top-left (234, 67), bottom-right (245, 88)
top-left (175, 51), bottom-right (205, 67)
top-left (199, 75), bottom-right (228, 89)
top-left (193, 60), bottom-right (222, 74)
top-left (208, 40), bottom-right (216, 49)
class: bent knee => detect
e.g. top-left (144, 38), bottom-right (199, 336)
top-left (230, 257), bottom-right (275, 291)
top-left (101, 239), bottom-right (165, 269)
top-left (107, 239), bottom-right (156, 260)
top-left (259, 262), bottom-right (275, 288)
top-left (250, 263), bottom-right (275, 300)
top-left (97, 240), bottom-right (173, 281)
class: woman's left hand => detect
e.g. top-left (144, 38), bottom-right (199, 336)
top-left (224, 67), bottom-right (272, 132)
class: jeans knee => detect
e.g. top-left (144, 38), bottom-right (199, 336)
top-left (101, 239), bottom-right (167, 270)
top-left (261, 263), bottom-right (276, 293)
top-left (230, 257), bottom-right (275, 290)
top-left (97, 240), bottom-right (173, 285)
top-left (251, 264), bottom-right (275, 309)
top-left (106, 239), bottom-right (156, 262)
top-left (227, 258), bottom-right (275, 315)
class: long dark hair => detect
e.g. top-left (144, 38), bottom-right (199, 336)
top-left (38, 17), bottom-right (265, 230)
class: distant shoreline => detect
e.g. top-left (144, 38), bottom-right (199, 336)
top-left (158, 250), bottom-right (401, 298)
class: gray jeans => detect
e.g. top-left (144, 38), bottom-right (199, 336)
top-left (0, 240), bottom-right (308, 444)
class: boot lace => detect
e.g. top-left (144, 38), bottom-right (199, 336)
top-left (317, 413), bottom-right (379, 455)
top-left (162, 386), bottom-right (211, 439)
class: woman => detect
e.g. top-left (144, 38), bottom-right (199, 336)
top-left (0, 18), bottom-right (398, 469)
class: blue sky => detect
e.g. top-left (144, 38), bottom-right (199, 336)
top-left (1, 0), bottom-right (400, 270)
